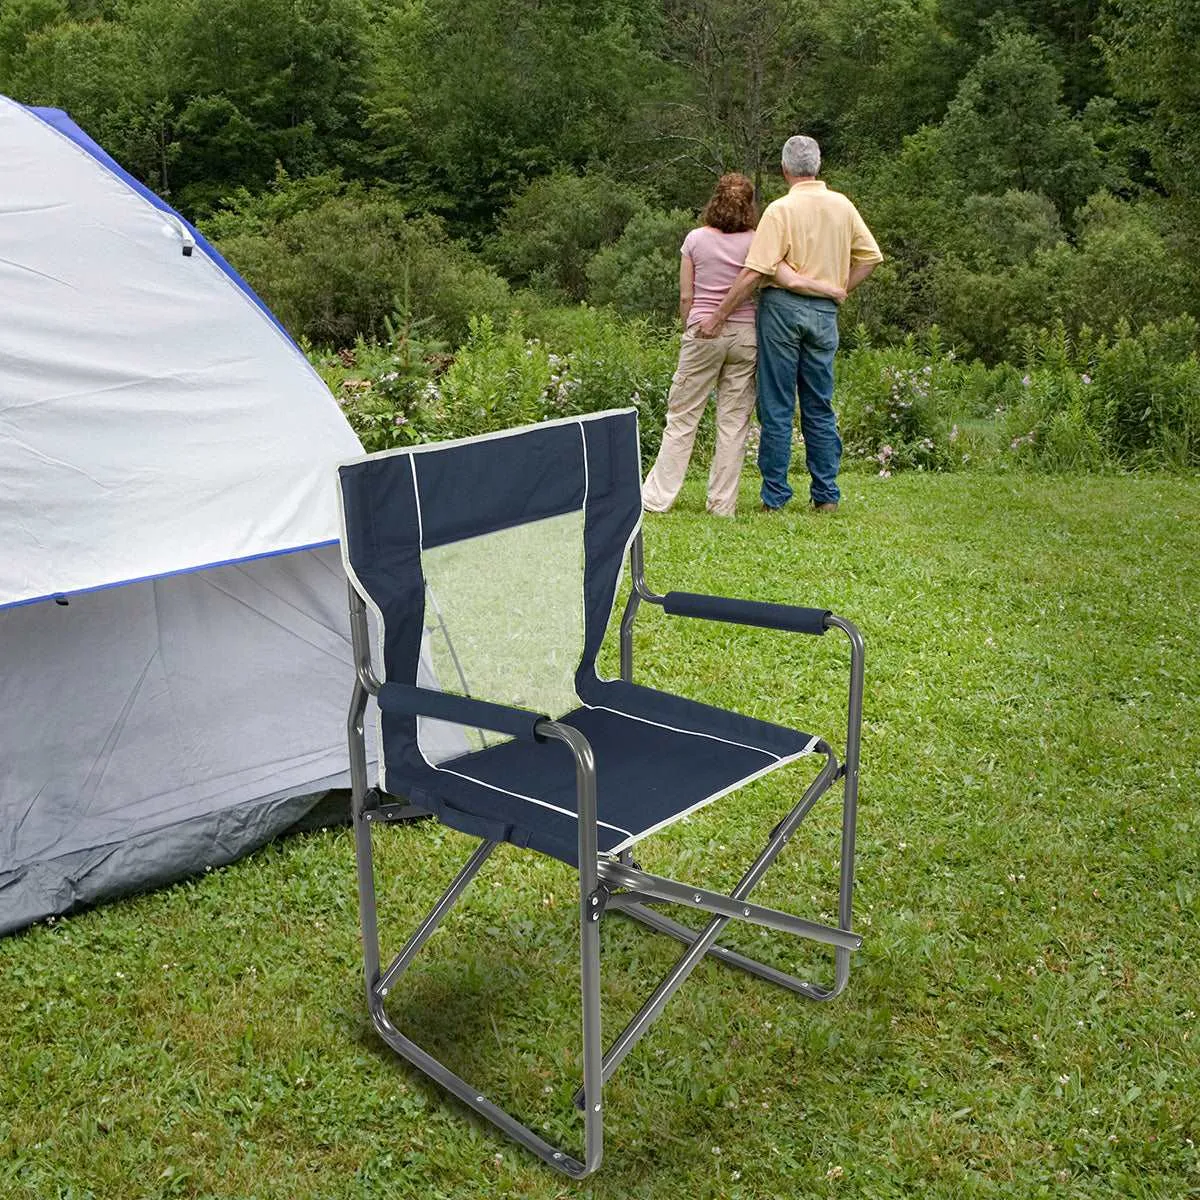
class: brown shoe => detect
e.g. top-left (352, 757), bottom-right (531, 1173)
top-left (759, 502), bottom-right (784, 513)
top-left (813, 502), bottom-right (839, 513)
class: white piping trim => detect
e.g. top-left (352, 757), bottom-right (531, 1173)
top-left (576, 421), bottom-right (591, 689)
top-left (579, 422), bottom-right (590, 515)
top-left (605, 736), bottom-right (821, 855)
top-left (591, 408), bottom-right (645, 685)
top-left (434, 765), bottom-right (634, 840)
top-left (408, 454), bottom-right (424, 549)
top-left (336, 407), bottom-right (638, 469)
top-left (581, 703), bottom-right (784, 759)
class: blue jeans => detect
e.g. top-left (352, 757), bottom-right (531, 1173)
top-left (755, 288), bottom-right (842, 508)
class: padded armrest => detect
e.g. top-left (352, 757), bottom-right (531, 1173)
top-left (377, 683), bottom-right (549, 742)
top-left (662, 591), bottom-right (831, 636)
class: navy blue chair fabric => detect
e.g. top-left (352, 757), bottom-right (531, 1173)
top-left (338, 412), bottom-right (818, 866)
top-left (663, 592), bottom-right (831, 636)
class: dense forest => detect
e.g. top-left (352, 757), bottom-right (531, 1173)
top-left (3, 0), bottom-right (1196, 362)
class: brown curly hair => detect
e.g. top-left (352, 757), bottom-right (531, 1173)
top-left (700, 173), bottom-right (758, 233)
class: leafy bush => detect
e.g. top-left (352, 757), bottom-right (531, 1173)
top-left (320, 305), bottom-right (680, 463)
top-left (308, 308), bottom-right (447, 453)
top-left (314, 303), bottom-right (1198, 478)
top-left (1003, 319), bottom-right (1200, 470)
top-left (836, 332), bottom-right (957, 473)
top-left (1001, 370), bottom-right (1110, 473)
top-left (522, 306), bottom-right (680, 462)
top-left (586, 207), bottom-right (695, 319)
top-left (487, 171), bottom-right (647, 301)
top-left (207, 174), bottom-right (510, 346)
top-left (433, 315), bottom-right (554, 435)
top-left (1091, 318), bottom-right (1200, 469)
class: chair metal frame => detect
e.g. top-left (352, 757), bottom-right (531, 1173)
top-left (346, 530), bottom-right (864, 1178)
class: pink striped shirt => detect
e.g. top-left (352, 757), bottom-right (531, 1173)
top-left (682, 226), bottom-right (756, 327)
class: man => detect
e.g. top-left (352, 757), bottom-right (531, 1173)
top-left (698, 135), bottom-right (882, 512)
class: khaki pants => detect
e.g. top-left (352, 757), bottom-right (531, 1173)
top-left (642, 323), bottom-right (757, 517)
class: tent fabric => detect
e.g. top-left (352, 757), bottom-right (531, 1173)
top-left (0, 95), bottom-right (362, 609)
top-left (1, 98), bottom-right (368, 934)
top-left (0, 546), bottom-right (362, 936)
top-left (24, 105), bottom-right (288, 339)
top-left (338, 412), bottom-right (819, 867)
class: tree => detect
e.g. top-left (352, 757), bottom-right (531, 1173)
top-left (487, 172), bottom-right (647, 301)
top-left (365, 0), bottom-right (662, 235)
top-left (1102, 0), bottom-right (1200, 203)
top-left (936, 31), bottom-right (1102, 219)
top-left (645, 0), bottom-right (822, 202)
top-left (207, 175), bottom-right (510, 345)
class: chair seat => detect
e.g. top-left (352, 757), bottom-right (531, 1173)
top-left (397, 680), bottom-right (820, 864)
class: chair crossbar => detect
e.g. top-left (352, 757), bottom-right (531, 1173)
top-left (570, 746), bottom-right (842, 1107)
top-left (597, 861), bottom-right (862, 951)
top-left (607, 898), bottom-right (837, 999)
top-left (376, 839), bottom-right (496, 998)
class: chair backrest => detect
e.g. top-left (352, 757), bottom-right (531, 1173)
top-left (338, 410), bottom-right (642, 767)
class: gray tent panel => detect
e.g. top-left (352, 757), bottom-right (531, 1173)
top-left (0, 545), bottom-right (369, 934)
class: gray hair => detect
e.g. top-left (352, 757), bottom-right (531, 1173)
top-left (781, 135), bottom-right (821, 178)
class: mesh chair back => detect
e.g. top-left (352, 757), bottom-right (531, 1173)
top-left (338, 411), bottom-right (642, 777)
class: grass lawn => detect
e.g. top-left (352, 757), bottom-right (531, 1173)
top-left (3, 472), bottom-right (1198, 1199)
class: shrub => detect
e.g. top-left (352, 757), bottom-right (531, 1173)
top-left (1092, 318), bottom-right (1200, 469)
top-left (1003, 318), bottom-right (1200, 470)
top-left (432, 315), bottom-right (555, 436)
top-left (487, 171), bottom-right (647, 301)
top-left (309, 307), bottom-right (447, 453)
top-left (836, 332), bottom-right (957, 473)
top-left (523, 306), bottom-right (680, 462)
top-left (1001, 370), bottom-right (1110, 472)
top-left (586, 207), bottom-right (695, 319)
top-left (207, 176), bottom-right (510, 346)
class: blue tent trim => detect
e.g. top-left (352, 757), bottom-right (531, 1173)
top-left (26, 105), bottom-right (296, 348)
top-left (0, 538), bottom-right (342, 613)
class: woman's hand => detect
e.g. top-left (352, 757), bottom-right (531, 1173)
top-left (773, 262), bottom-right (846, 304)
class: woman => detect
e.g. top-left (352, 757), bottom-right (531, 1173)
top-left (641, 173), bottom-right (843, 516)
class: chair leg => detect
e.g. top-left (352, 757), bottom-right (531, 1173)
top-left (572, 746), bottom-right (851, 1107)
top-left (352, 811), bottom-right (605, 1178)
top-left (346, 596), bottom-right (605, 1177)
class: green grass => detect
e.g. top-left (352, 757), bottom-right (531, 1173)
top-left (3, 473), bottom-right (1199, 1199)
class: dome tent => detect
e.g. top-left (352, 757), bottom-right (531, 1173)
top-left (0, 96), bottom-right (368, 933)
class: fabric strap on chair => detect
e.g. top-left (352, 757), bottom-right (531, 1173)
top-left (377, 682), bottom-right (550, 742)
top-left (662, 592), bottom-right (831, 636)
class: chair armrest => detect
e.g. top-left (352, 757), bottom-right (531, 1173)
top-left (662, 591), bottom-right (831, 636)
top-left (377, 682), bottom-right (550, 742)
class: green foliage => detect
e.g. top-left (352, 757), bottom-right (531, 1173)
top-left (487, 172), bottom-right (648, 301)
top-left (206, 174), bottom-right (510, 347)
top-left (365, 0), bottom-right (663, 230)
top-left (586, 207), bottom-right (694, 319)
top-left (1102, 0), bottom-right (1200, 200)
top-left (322, 306), bottom-right (680, 464)
top-left (2, 0), bottom-right (369, 211)
top-left (806, 0), bottom-right (967, 159)
top-left (836, 332), bottom-right (958, 474)
top-left (1004, 319), bottom-right (1200, 470)
top-left (936, 32), bottom-right (1102, 219)
top-left (433, 315), bottom-right (555, 436)
top-left (311, 304), bottom-right (448, 454)
top-left (2, 0), bottom-right (1198, 425)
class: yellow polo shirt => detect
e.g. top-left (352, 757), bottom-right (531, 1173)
top-left (744, 180), bottom-right (883, 290)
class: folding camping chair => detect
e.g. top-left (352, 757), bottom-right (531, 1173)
top-left (337, 409), bottom-right (864, 1178)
